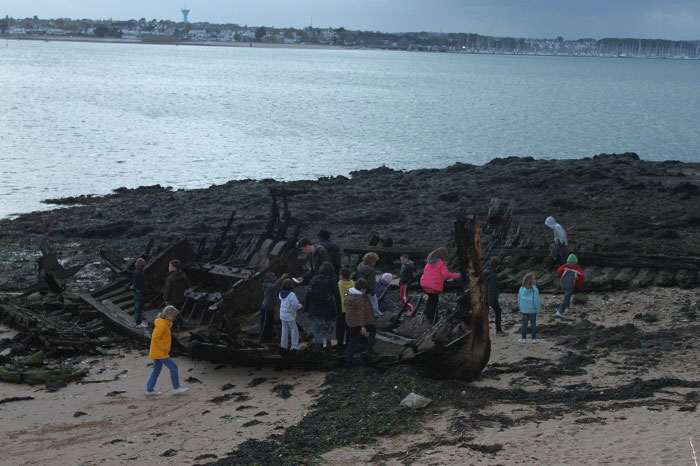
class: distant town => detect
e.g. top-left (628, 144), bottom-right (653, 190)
top-left (2, 12), bottom-right (699, 59)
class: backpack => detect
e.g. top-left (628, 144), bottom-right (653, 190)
top-left (560, 268), bottom-right (577, 290)
top-left (309, 276), bottom-right (333, 305)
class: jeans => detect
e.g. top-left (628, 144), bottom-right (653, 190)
top-left (335, 313), bottom-right (347, 347)
top-left (558, 286), bottom-right (574, 314)
top-left (424, 293), bottom-right (440, 324)
top-left (521, 313), bottom-right (537, 339)
top-left (368, 294), bottom-right (381, 317)
top-left (551, 241), bottom-right (568, 266)
top-left (312, 318), bottom-right (334, 346)
top-left (280, 319), bottom-right (300, 350)
top-left (259, 307), bottom-right (274, 342)
top-left (146, 357), bottom-right (180, 392)
top-left (490, 301), bottom-right (503, 332)
top-left (399, 284), bottom-right (414, 313)
top-left (345, 325), bottom-right (377, 366)
top-left (133, 291), bottom-right (145, 325)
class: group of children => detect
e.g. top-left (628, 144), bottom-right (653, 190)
top-left (140, 217), bottom-right (584, 394)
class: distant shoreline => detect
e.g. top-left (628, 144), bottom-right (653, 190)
top-left (4, 35), bottom-right (699, 60)
top-left (1, 35), bottom-right (347, 50)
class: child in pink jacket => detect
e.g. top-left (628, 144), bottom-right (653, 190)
top-left (420, 247), bottom-right (461, 324)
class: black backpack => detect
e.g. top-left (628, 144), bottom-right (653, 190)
top-left (309, 276), bottom-right (333, 305)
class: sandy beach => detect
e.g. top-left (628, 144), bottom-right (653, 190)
top-left (2, 286), bottom-right (698, 465)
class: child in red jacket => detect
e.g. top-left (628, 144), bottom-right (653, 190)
top-left (555, 254), bottom-right (585, 317)
top-left (420, 248), bottom-right (461, 324)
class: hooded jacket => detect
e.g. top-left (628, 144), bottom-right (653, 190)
top-left (518, 285), bottom-right (542, 314)
top-left (420, 259), bottom-right (460, 294)
top-left (356, 263), bottom-right (377, 295)
top-left (545, 216), bottom-right (568, 245)
top-left (279, 290), bottom-right (302, 321)
top-left (344, 288), bottom-right (376, 328)
top-left (164, 270), bottom-right (188, 305)
top-left (304, 268), bottom-right (342, 321)
top-left (149, 317), bottom-right (172, 359)
top-left (399, 260), bottom-right (415, 285)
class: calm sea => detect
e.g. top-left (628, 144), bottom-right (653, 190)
top-left (1, 40), bottom-right (699, 218)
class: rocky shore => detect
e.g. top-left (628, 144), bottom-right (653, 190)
top-left (2, 152), bottom-right (700, 265)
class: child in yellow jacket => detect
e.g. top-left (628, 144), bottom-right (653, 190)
top-left (146, 306), bottom-right (188, 395)
top-left (336, 267), bottom-right (355, 351)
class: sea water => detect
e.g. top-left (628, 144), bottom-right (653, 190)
top-left (1, 40), bottom-right (699, 218)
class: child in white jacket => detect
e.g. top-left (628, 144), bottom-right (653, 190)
top-left (279, 279), bottom-right (302, 350)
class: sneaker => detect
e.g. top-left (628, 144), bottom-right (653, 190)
top-left (518, 338), bottom-right (526, 344)
top-left (173, 387), bottom-right (189, 395)
top-left (496, 330), bottom-right (506, 336)
top-left (532, 339), bottom-right (540, 344)
top-left (145, 390), bottom-right (161, 396)
top-left (137, 322), bottom-right (148, 328)
top-left (555, 311), bottom-right (563, 317)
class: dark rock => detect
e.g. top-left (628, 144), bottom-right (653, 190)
top-left (160, 449), bottom-right (177, 457)
top-left (73, 411), bottom-right (88, 418)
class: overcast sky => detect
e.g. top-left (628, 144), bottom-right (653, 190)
top-left (4, 0), bottom-right (700, 40)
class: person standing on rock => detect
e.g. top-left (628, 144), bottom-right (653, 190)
top-left (304, 262), bottom-right (341, 350)
top-left (259, 271), bottom-right (289, 344)
top-left (555, 254), bottom-right (585, 317)
top-left (344, 278), bottom-right (377, 366)
top-left (296, 238), bottom-right (332, 284)
top-left (163, 260), bottom-right (189, 331)
top-left (518, 272), bottom-right (541, 343)
top-left (483, 257), bottom-right (506, 336)
top-left (146, 306), bottom-right (189, 396)
top-left (131, 258), bottom-right (147, 328)
top-left (545, 216), bottom-right (568, 266)
top-left (398, 254), bottom-right (415, 315)
top-left (336, 267), bottom-right (355, 353)
top-left (316, 230), bottom-right (342, 279)
top-left (420, 248), bottom-right (461, 325)
top-left (355, 252), bottom-right (381, 317)
top-left (279, 279), bottom-right (302, 351)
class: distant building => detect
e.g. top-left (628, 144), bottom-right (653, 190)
top-left (188, 29), bottom-right (208, 40)
top-left (7, 27), bottom-right (26, 35)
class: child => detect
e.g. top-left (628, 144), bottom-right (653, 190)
top-left (545, 216), bottom-right (568, 266)
top-left (356, 252), bottom-right (381, 317)
top-left (260, 272), bottom-right (288, 343)
top-left (146, 306), bottom-right (188, 395)
top-left (555, 254), bottom-right (585, 317)
top-left (344, 278), bottom-right (377, 366)
top-left (131, 258), bottom-right (147, 328)
top-left (304, 262), bottom-right (341, 350)
top-left (398, 254), bottom-right (415, 314)
top-left (336, 268), bottom-right (355, 351)
top-left (518, 272), bottom-right (541, 343)
top-left (483, 257), bottom-right (506, 336)
top-left (375, 272), bottom-right (396, 315)
top-left (279, 279), bottom-right (302, 351)
top-left (419, 248), bottom-right (460, 324)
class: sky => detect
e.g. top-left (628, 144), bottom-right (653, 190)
top-left (4, 0), bottom-right (700, 41)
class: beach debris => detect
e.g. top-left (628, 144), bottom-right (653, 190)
top-left (247, 377), bottom-right (268, 387)
top-left (0, 396), bottom-right (34, 405)
top-left (73, 411), bottom-right (87, 418)
top-left (242, 420), bottom-right (262, 428)
top-left (105, 390), bottom-right (126, 397)
top-left (272, 384), bottom-right (293, 399)
top-left (400, 392), bottom-right (432, 409)
top-left (160, 449), bottom-right (177, 457)
top-left (221, 383), bottom-right (235, 391)
top-left (20, 239), bottom-right (85, 295)
top-left (185, 376), bottom-right (202, 384)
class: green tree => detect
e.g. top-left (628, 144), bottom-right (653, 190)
top-left (255, 26), bottom-right (266, 40)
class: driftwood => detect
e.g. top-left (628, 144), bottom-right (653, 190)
top-left (407, 219), bottom-right (491, 380)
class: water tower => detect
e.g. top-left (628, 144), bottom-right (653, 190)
top-left (181, 9), bottom-right (190, 23)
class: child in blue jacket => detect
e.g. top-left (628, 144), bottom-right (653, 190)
top-left (518, 272), bottom-right (541, 344)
